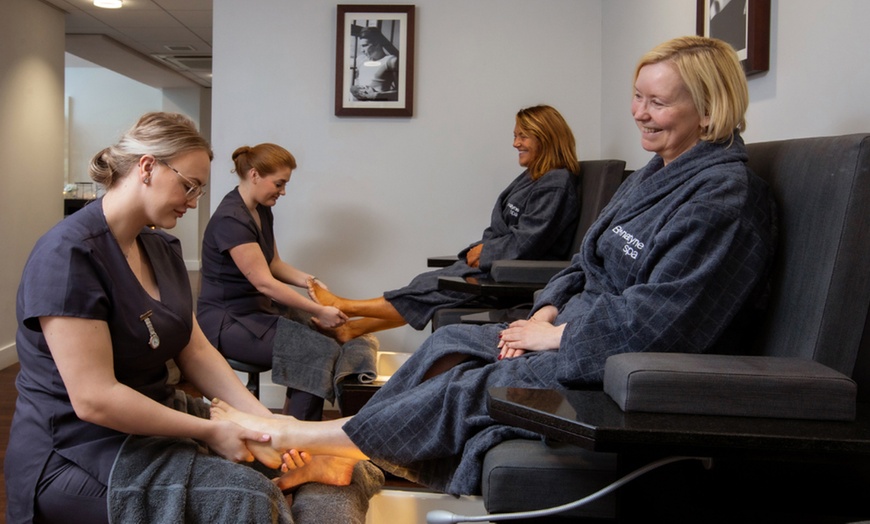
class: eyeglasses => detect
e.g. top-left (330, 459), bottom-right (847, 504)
top-left (158, 159), bottom-right (206, 201)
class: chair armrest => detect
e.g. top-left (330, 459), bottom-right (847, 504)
top-left (490, 259), bottom-right (569, 283)
top-left (427, 255), bottom-right (458, 268)
top-left (603, 352), bottom-right (857, 421)
top-left (459, 308), bottom-right (531, 325)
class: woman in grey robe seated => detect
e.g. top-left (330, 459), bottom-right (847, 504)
top-left (212, 35), bottom-right (777, 497)
top-left (308, 104), bottom-right (582, 342)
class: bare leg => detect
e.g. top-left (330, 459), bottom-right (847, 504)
top-left (211, 398), bottom-right (369, 461)
top-left (422, 353), bottom-right (472, 381)
top-left (308, 279), bottom-right (404, 322)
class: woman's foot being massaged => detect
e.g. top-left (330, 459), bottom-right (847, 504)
top-left (306, 278), bottom-right (406, 343)
top-left (210, 398), bottom-right (368, 489)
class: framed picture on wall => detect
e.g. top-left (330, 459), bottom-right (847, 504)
top-left (696, 0), bottom-right (770, 76)
top-left (335, 4), bottom-right (415, 117)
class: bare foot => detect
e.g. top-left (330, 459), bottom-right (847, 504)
top-left (210, 399), bottom-right (286, 469)
top-left (272, 455), bottom-right (358, 491)
top-left (211, 397), bottom-right (307, 456)
top-left (247, 439), bottom-right (285, 469)
top-left (307, 278), bottom-right (338, 307)
top-left (211, 397), bottom-right (285, 428)
top-left (210, 398), bottom-right (368, 462)
top-left (311, 322), bottom-right (355, 345)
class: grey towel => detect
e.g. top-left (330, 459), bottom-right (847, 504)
top-left (334, 334), bottom-right (380, 386)
top-left (108, 392), bottom-right (293, 524)
top-left (272, 317), bottom-right (378, 402)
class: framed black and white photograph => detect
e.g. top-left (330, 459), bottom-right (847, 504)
top-left (335, 4), bottom-right (415, 117)
top-left (696, 0), bottom-right (770, 76)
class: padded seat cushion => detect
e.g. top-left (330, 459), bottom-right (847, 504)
top-left (481, 439), bottom-right (617, 519)
top-left (431, 308), bottom-right (493, 331)
top-left (604, 353), bottom-right (857, 421)
top-left (490, 260), bottom-right (570, 284)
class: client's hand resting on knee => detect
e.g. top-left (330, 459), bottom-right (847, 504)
top-left (498, 306), bottom-right (564, 359)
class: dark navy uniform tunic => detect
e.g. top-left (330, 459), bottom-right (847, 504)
top-left (197, 187), bottom-right (280, 365)
top-left (5, 198), bottom-right (193, 523)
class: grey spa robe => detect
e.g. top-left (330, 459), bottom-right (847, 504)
top-left (343, 135), bottom-right (777, 495)
top-left (385, 167), bottom-right (580, 329)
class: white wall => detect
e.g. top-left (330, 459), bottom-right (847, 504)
top-left (210, 0), bottom-right (870, 405)
top-left (0, 0), bottom-right (65, 368)
top-left (742, 1), bottom-right (870, 141)
top-left (212, 0), bottom-right (603, 354)
top-left (600, 0), bottom-right (697, 169)
top-left (212, 0), bottom-right (870, 351)
top-left (65, 60), bottom-right (163, 185)
top-left (64, 58), bottom-right (211, 269)
top-left (601, 0), bottom-right (870, 169)
top-left (163, 85), bottom-right (213, 265)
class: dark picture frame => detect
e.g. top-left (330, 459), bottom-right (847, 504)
top-left (696, 0), bottom-right (770, 76)
top-left (335, 4), bottom-right (415, 117)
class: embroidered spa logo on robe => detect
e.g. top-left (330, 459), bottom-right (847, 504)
top-left (611, 225), bottom-right (645, 259)
top-left (507, 202), bottom-right (520, 217)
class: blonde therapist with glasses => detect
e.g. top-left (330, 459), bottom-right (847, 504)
top-left (5, 113), bottom-right (367, 524)
top-left (197, 143), bottom-right (347, 421)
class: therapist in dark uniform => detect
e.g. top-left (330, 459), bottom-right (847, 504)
top-left (4, 113), bottom-right (359, 524)
top-left (197, 143), bottom-right (347, 421)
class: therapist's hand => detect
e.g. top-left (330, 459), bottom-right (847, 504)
top-left (312, 306), bottom-right (347, 329)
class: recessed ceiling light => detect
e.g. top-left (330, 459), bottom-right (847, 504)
top-left (94, 0), bottom-right (123, 8)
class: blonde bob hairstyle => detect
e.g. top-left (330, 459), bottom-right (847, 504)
top-left (89, 112), bottom-right (213, 189)
top-left (231, 143), bottom-right (297, 180)
top-left (516, 105), bottom-right (580, 180)
top-left (634, 35), bottom-right (749, 144)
